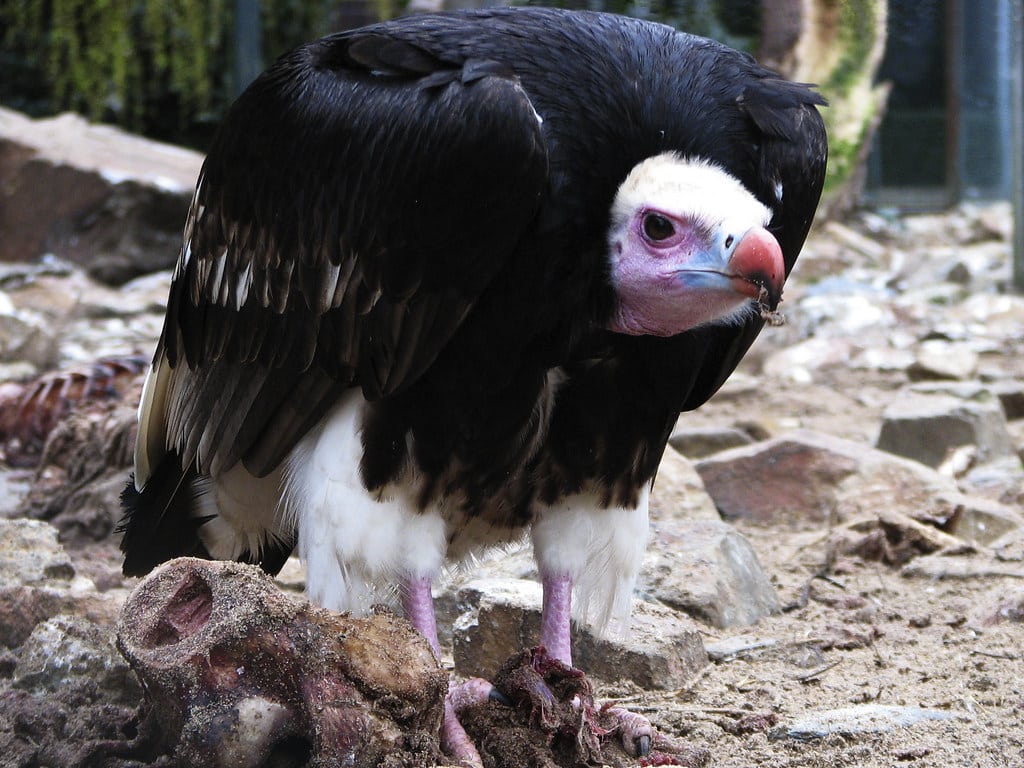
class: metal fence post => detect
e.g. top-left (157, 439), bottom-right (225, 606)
top-left (234, 0), bottom-right (263, 97)
top-left (1013, 0), bottom-right (1024, 290)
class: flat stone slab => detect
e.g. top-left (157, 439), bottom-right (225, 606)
top-left (695, 430), bottom-right (957, 525)
top-left (771, 705), bottom-right (958, 741)
top-left (451, 577), bottom-right (708, 690)
top-left (901, 551), bottom-right (1024, 580)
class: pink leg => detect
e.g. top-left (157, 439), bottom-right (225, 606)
top-left (402, 575), bottom-right (486, 768)
top-left (540, 573), bottom-right (573, 666)
top-left (538, 572), bottom-right (654, 757)
top-left (401, 575), bottom-right (441, 656)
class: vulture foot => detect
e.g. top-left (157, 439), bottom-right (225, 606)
top-left (453, 647), bottom-right (709, 768)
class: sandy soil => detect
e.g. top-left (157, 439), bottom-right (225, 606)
top-left (593, 517), bottom-right (1024, 768)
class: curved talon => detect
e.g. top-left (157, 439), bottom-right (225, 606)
top-left (488, 687), bottom-right (513, 707)
top-left (449, 677), bottom-right (501, 714)
top-left (636, 734), bottom-right (652, 757)
top-left (605, 705), bottom-right (655, 757)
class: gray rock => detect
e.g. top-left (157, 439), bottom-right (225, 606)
top-left (0, 297), bottom-right (59, 370)
top-left (0, 469), bottom-right (32, 517)
top-left (821, 221), bottom-right (890, 262)
top-left (986, 589), bottom-right (1024, 623)
top-left (792, 293), bottom-right (896, 339)
top-left (0, 520), bottom-right (126, 649)
top-left (433, 544), bottom-right (537, 651)
top-left (0, 519), bottom-right (75, 589)
top-left (934, 491), bottom-right (1024, 545)
top-left (960, 455), bottom-right (1024, 502)
top-left (907, 339), bottom-right (979, 381)
top-left (0, 581), bottom-right (128, 650)
top-left (695, 430), bottom-right (958, 525)
top-left (668, 426), bottom-right (755, 459)
top-left (696, 431), bottom-right (856, 524)
top-left (641, 518), bottom-right (780, 628)
top-left (451, 577), bottom-right (707, 689)
top-left (851, 345), bottom-right (917, 373)
top-left (450, 578), bottom-right (541, 674)
top-left (5, 266), bottom-right (170, 321)
top-left (876, 387), bottom-right (1016, 468)
top-left (762, 336), bottom-right (855, 383)
top-left (944, 260), bottom-right (972, 284)
top-left (0, 106), bottom-right (200, 283)
top-left (973, 201), bottom-right (1013, 241)
top-left (771, 705), bottom-right (958, 741)
top-left (989, 380), bottom-right (1024, 420)
top-left (13, 614), bottom-right (141, 705)
top-left (952, 293), bottom-right (1024, 337)
top-left (439, 455), bottom-right (772, 635)
top-left (650, 446), bottom-right (721, 522)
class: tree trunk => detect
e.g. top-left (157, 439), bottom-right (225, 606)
top-left (760, 0), bottom-right (890, 220)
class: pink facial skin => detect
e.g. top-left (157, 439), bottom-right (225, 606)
top-left (607, 206), bottom-right (784, 337)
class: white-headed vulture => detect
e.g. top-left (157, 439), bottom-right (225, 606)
top-left (120, 7), bottom-right (827, 762)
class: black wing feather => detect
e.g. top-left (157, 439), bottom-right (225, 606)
top-left (145, 29), bottom-right (548, 482)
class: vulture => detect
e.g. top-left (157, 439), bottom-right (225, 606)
top-left (120, 6), bottom-right (827, 763)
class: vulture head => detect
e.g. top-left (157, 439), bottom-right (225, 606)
top-left (607, 153), bottom-right (784, 336)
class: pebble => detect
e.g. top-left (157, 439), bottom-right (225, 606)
top-left (704, 634), bottom-right (785, 662)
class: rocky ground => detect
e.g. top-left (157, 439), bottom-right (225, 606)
top-left (0, 110), bottom-right (1023, 767)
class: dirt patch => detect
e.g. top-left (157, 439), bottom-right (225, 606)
top-left (588, 521), bottom-right (1024, 768)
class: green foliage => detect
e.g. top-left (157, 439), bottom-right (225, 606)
top-left (815, 0), bottom-right (887, 209)
top-left (822, 0), bottom-right (880, 98)
top-left (0, 0), bottom-right (759, 147)
top-left (0, 0), bottom-right (344, 147)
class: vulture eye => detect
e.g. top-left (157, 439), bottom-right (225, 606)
top-left (642, 213), bottom-right (675, 242)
